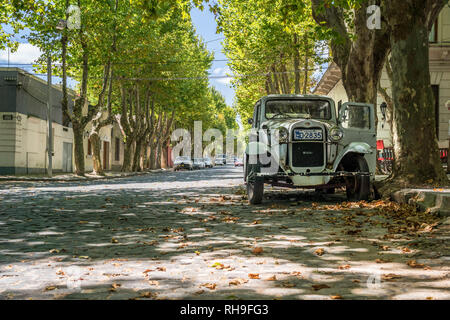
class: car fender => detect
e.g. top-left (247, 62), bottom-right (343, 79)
top-left (333, 142), bottom-right (373, 171)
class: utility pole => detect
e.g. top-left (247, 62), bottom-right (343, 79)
top-left (47, 55), bottom-right (53, 177)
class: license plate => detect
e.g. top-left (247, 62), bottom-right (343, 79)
top-left (294, 129), bottom-right (323, 141)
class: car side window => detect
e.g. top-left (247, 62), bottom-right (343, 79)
top-left (341, 105), bottom-right (371, 129)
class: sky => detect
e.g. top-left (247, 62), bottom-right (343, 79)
top-left (190, 7), bottom-right (235, 107)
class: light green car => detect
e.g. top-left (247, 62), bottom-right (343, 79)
top-left (243, 94), bottom-right (377, 204)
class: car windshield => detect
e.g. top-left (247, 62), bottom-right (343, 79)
top-left (265, 99), bottom-right (332, 120)
top-left (176, 156), bottom-right (190, 161)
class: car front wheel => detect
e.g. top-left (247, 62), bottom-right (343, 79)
top-left (246, 162), bottom-right (264, 204)
top-left (345, 155), bottom-right (370, 201)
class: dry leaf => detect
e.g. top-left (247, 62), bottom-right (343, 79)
top-left (229, 278), bottom-right (249, 286)
top-left (338, 264), bottom-right (351, 270)
top-left (140, 291), bottom-right (157, 298)
top-left (156, 267), bottom-right (166, 272)
top-left (312, 284), bottom-right (330, 291)
top-left (331, 295), bottom-right (343, 299)
top-left (406, 260), bottom-right (425, 268)
top-left (248, 273), bottom-right (260, 279)
top-left (44, 286), bottom-right (56, 291)
top-left (148, 280), bottom-right (159, 286)
top-left (252, 247), bottom-right (264, 255)
top-left (266, 275), bottom-right (277, 281)
top-left (111, 283), bottom-right (121, 289)
top-left (314, 248), bottom-right (325, 256)
top-left (382, 274), bottom-right (402, 281)
top-left (200, 283), bottom-right (217, 290)
top-left (282, 281), bottom-right (295, 288)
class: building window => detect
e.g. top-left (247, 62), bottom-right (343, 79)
top-left (429, 19), bottom-right (438, 43)
top-left (432, 85), bottom-right (439, 139)
top-left (115, 138), bottom-right (120, 161)
top-left (87, 138), bottom-right (92, 156)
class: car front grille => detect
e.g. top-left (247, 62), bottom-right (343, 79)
top-left (291, 142), bottom-right (324, 167)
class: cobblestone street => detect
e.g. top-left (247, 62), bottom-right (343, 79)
top-left (0, 166), bottom-right (448, 300)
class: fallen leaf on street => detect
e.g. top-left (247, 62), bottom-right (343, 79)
top-left (248, 273), bottom-right (260, 279)
top-left (312, 284), bottom-right (330, 291)
top-left (200, 283), bottom-right (217, 290)
top-left (229, 278), bottom-right (248, 286)
top-left (331, 295), bottom-right (343, 299)
top-left (44, 286), bottom-right (56, 291)
top-left (266, 275), bottom-right (277, 281)
top-left (407, 260), bottom-right (425, 268)
top-left (314, 248), bottom-right (325, 256)
top-left (282, 281), bottom-right (295, 288)
top-left (338, 264), bottom-right (351, 270)
top-left (382, 274), bottom-right (402, 281)
top-left (252, 247), bottom-right (264, 254)
top-left (140, 291), bottom-right (157, 298)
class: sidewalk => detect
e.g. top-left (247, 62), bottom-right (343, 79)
top-left (376, 174), bottom-right (450, 217)
top-left (0, 168), bottom-right (170, 182)
top-left (391, 188), bottom-right (450, 217)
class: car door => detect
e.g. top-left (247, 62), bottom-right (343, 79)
top-left (338, 102), bottom-right (377, 171)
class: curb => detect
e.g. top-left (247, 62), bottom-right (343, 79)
top-left (0, 169), bottom-right (172, 182)
top-left (392, 189), bottom-right (450, 217)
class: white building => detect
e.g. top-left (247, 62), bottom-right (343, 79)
top-left (0, 67), bottom-right (125, 175)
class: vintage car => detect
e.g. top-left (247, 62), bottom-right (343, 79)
top-left (243, 94), bottom-right (376, 204)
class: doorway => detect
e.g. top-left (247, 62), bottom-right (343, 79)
top-left (62, 142), bottom-right (73, 173)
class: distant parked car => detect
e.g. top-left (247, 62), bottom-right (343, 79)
top-left (193, 158), bottom-right (206, 169)
top-left (174, 156), bottom-right (193, 171)
top-left (214, 154), bottom-right (226, 166)
top-left (203, 157), bottom-right (213, 168)
top-left (234, 158), bottom-right (244, 167)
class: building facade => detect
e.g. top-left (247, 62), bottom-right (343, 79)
top-left (0, 67), bottom-right (126, 175)
top-left (314, 6), bottom-right (450, 149)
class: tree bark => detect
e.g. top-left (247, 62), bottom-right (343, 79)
top-left (293, 34), bottom-right (301, 94)
top-left (386, 3), bottom-right (448, 185)
top-left (90, 133), bottom-right (103, 175)
top-left (72, 122), bottom-right (85, 176)
top-left (311, 1), bottom-right (390, 108)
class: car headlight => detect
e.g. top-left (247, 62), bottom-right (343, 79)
top-left (278, 128), bottom-right (289, 143)
top-left (329, 127), bottom-right (344, 142)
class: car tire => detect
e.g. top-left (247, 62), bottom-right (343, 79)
top-left (246, 163), bottom-right (264, 205)
top-left (346, 155), bottom-right (370, 201)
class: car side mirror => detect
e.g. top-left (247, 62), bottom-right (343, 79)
top-left (247, 118), bottom-right (253, 125)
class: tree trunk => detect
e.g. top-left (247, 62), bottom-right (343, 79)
top-left (149, 143), bottom-right (157, 170)
top-left (72, 122), bottom-right (85, 176)
top-left (132, 139), bottom-right (143, 172)
top-left (121, 139), bottom-right (134, 172)
top-left (156, 142), bottom-right (162, 169)
top-left (302, 33), bottom-right (309, 94)
top-left (161, 140), bottom-right (169, 169)
top-left (90, 133), bottom-right (103, 175)
top-left (271, 65), bottom-right (281, 94)
top-left (293, 34), bottom-right (301, 94)
top-left (388, 21), bottom-right (448, 185)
